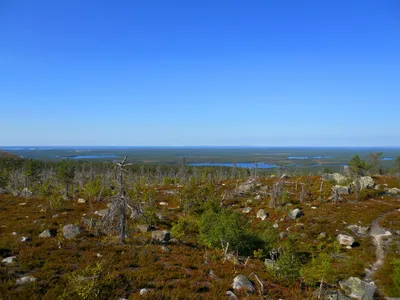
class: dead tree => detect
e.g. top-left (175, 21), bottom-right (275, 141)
top-left (102, 157), bottom-right (132, 244)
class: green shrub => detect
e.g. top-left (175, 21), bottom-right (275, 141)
top-left (171, 215), bottom-right (199, 239)
top-left (392, 259), bottom-right (400, 295)
top-left (300, 252), bottom-right (333, 286)
top-left (198, 207), bottom-right (254, 255)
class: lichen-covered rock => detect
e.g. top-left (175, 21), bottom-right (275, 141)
top-left (332, 185), bottom-right (349, 195)
top-left (237, 181), bottom-right (255, 194)
top-left (385, 187), bottom-right (400, 195)
top-left (337, 234), bottom-right (355, 246)
top-left (256, 209), bottom-right (268, 220)
top-left (232, 275), bottom-right (255, 293)
top-left (16, 275), bottom-right (37, 285)
top-left (339, 277), bottom-right (376, 300)
top-left (20, 188), bottom-right (33, 198)
top-left (288, 208), bottom-right (303, 220)
top-left (242, 207), bottom-right (252, 214)
top-left (322, 173), bottom-right (347, 184)
top-left (151, 230), bottom-right (170, 242)
top-left (2, 256), bottom-right (17, 265)
top-left (39, 229), bottom-right (56, 238)
top-left (137, 224), bottom-right (151, 233)
top-left (63, 224), bottom-right (80, 239)
top-left (352, 176), bottom-right (375, 190)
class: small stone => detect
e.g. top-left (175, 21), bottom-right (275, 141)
top-left (140, 288), bottom-right (151, 296)
top-left (12, 232), bottom-right (17, 236)
top-left (39, 229), bottom-right (56, 238)
top-left (137, 224), bottom-right (151, 233)
top-left (273, 223), bottom-right (279, 229)
top-left (288, 208), bottom-right (303, 220)
top-left (2, 256), bottom-right (17, 265)
top-left (152, 230), bottom-right (170, 242)
top-left (159, 202), bottom-right (168, 206)
top-left (77, 198), bottom-right (86, 204)
top-left (96, 253), bottom-right (103, 258)
top-left (318, 232), bottom-right (327, 239)
top-left (52, 214), bottom-right (59, 218)
top-left (337, 234), bottom-right (355, 246)
top-left (279, 232), bottom-right (288, 239)
top-left (16, 275), bottom-right (37, 285)
top-left (256, 209), bottom-right (268, 220)
top-left (62, 224), bottom-right (81, 239)
top-left (161, 245), bottom-right (170, 252)
top-left (19, 202), bottom-right (27, 206)
top-left (232, 275), bottom-right (255, 293)
top-left (20, 236), bottom-right (31, 242)
top-left (242, 207), bottom-right (252, 214)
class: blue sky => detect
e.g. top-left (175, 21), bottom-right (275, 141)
top-left (1, 0), bottom-right (399, 146)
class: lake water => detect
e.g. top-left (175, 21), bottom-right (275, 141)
top-left (189, 162), bottom-right (279, 169)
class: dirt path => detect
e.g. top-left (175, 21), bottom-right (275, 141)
top-left (364, 210), bottom-right (396, 282)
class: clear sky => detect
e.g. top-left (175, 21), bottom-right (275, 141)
top-left (1, 0), bottom-right (399, 146)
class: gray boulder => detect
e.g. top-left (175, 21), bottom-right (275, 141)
top-left (353, 176), bottom-right (375, 190)
top-left (288, 208), bottom-right (303, 220)
top-left (232, 275), bottom-right (255, 293)
top-left (2, 256), bottom-right (17, 265)
top-left (63, 224), bottom-right (81, 239)
top-left (242, 207), bottom-right (252, 214)
top-left (339, 277), bottom-right (376, 300)
top-left (386, 187), bottom-right (400, 196)
top-left (256, 209), bottom-right (268, 220)
top-left (16, 275), bottom-right (37, 285)
top-left (237, 181), bottom-right (255, 194)
top-left (324, 290), bottom-right (351, 300)
top-left (152, 230), bottom-right (170, 242)
top-left (137, 224), bottom-right (151, 233)
top-left (20, 188), bottom-right (33, 198)
top-left (332, 185), bottom-right (349, 195)
top-left (337, 234), bottom-right (355, 246)
top-left (322, 173), bottom-right (347, 184)
top-left (39, 229), bottom-right (56, 238)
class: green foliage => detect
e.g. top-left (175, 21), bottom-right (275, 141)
top-left (392, 259), bottom-right (400, 295)
top-left (64, 262), bottom-right (104, 300)
top-left (171, 215), bottom-right (199, 239)
top-left (199, 207), bottom-right (254, 255)
top-left (57, 160), bottom-right (75, 189)
top-left (395, 156), bottom-right (400, 173)
top-left (300, 252), bottom-right (333, 286)
top-left (24, 159), bottom-right (43, 185)
top-left (348, 155), bottom-right (370, 176)
top-left (0, 171), bottom-right (9, 189)
top-left (273, 239), bottom-right (302, 283)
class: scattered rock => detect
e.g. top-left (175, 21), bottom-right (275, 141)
top-left (347, 225), bottom-right (369, 235)
top-left (226, 291), bottom-right (239, 300)
top-left (52, 214), bottom-right (59, 218)
top-left (96, 253), bottom-right (103, 258)
top-left (16, 275), bottom-right (37, 285)
top-left (332, 185), bottom-right (350, 195)
top-left (161, 245), bottom-right (170, 253)
top-left (322, 173), bottom-right (348, 184)
top-left (237, 180), bottom-right (255, 194)
top-left (20, 188), bottom-right (33, 198)
top-left (352, 176), bottom-right (375, 190)
top-left (242, 207), bottom-right (252, 214)
top-left (62, 224), bottom-right (81, 239)
top-left (140, 288), bottom-right (151, 296)
top-left (137, 224), bottom-right (152, 233)
top-left (232, 275), bottom-right (255, 293)
top-left (385, 187), bottom-right (400, 196)
top-left (256, 209), bottom-right (268, 220)
top-left (2, 256), bottom-right (17, 265)
top-left (273, 223), bottom-right (279, 229)
top-left (159, 202), bottom-right (168, 206)
top-left (253, 195), bottom-right (261, 200)
top-left (152, 230), bottom-right (170, 242)
top-left (20, 236), bottom-right (31, 242)
top-left (337, 234), bottom-right (355, 246)
top-left (94, 209), bottom-right (109, 217)
top-left (339, 277), bottom-right (376, 300)
top-left (288, 208), bottom-right (303, 220)
top-left (279, 232), bottom-right (288, 239)
top-left (324, 290), bottom-right (351, 299)
top-left (77, 198), bottom-right (86, 204)
top-left (18, 202), bottom-right (27, 206)
top-left (39, 229), bottom-right (56, 238)
top-left (264, 258), bottom-right (276, 268)
top-left (318, 232), bottom-right (327, 240)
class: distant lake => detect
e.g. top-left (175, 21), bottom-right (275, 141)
top-left (58, 154), bottom-right (117, 159)
top-left (189, 162), bottom-right (279, 169)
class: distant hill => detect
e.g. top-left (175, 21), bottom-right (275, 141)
top-left (0, 150), bottom-right (23, 160)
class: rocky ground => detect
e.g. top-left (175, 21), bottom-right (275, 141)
top-left (1, 174), bottom-right (400, 299)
